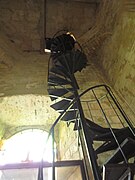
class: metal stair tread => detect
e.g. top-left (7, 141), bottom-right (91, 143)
top-left (105, 137), bottom-right (135, 164)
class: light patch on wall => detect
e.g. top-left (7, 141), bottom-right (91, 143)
top-left (0, 129), bottom-right (55, 164)
top-left (0, 94), bottom-right (58, 127)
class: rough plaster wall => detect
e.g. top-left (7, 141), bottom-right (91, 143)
top-left (76, 61), bottom-right (106, 91)
top-left (79, 0), bottom-right (123, 56)
top-left (0, 0), bottom-right (41, 50)
top-left (0, 32), bottom-right (59, 139)
top-left (78, 0), bottom-right (135, 117)
top-left (58, 122), bottom-right (80, 160)
top-left (46, 0), bottom-right (97, 38)
top-left (98, 7), bottom-right (135, 112)
top-left (0, 32), bottom-right (49, 96)
top-left (0, 0), bottom-right (97, 50)
top-left (67, 166), bottom-right (82, 180)
top-left (0, 95), bottom-right (59, 139)
top-left (57, 166), bottom-right (82, 180)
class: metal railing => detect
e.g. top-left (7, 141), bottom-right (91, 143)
top-left (42, 84), bottom-right (135, 180)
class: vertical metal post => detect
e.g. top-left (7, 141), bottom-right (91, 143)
top-left (40, 0), bottom-right (46, 53)
top-left (38, 160), bottom-right (43, 180)
top-left (52, 128), bottom-right (55, 180)
top-left (71, 75), bottom-right (102, 180)
top-left (80, 161), bottom-right (87, 180)
top-left (92, 89), bottom-right (128, 164)
top-left (106, 94), bottom-right (125, 127)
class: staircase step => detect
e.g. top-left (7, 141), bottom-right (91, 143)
top-left (55, 50), bottom-right (87, 74)
top-left (48, 75), bottom-right (71, 86)
top-left (51, 99), bottom-right (70, 111)
top-left (103, 163), bottom-right (135, 180)
top-left (61, 110), bottom-right (78, 122)
top-left (49, 95), bottom-right (58, 101)
top-left (56, 53), bottom-right (74, 73)
top-left (50, 65), bottom-right (70, 78)
top-left (53, 58), bottom-right (66, 69)
top-left (51, 33), bottom-right (75, 53)
top-left (96, 141), bottom-right (117, 154)
top-left (51, 99), bottom-right (78, 111)
top-left (105, 137), bottom-right (135, 164)
top-left (57, 108), bottom-right (78, 113)
top-left (94, 127), bottom-right (134, 142)
top-left (50, 64), bottom-right (79, 89)
top-left (48, 88), bottom-right (74, 97)
top-left (51, 96), bottom-right (77, 111)
top-left (74, 49), bottom-right (87, 72)
top-left (48, 88), bottom-right (74, 101)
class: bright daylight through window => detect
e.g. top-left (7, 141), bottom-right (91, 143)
top-left (0, 129), bottom-right (55, 164)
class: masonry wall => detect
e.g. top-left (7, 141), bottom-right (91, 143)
top-left (0, 32), bottom-right (59, 139)
top-left (0, 0), bottom-right (97, 51)
top-left (97, 3), bottom-right (135, 112)
top-left (0, 0), bottom-right (41, 50)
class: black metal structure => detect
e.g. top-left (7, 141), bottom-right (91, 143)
top-left (45, 31), bottom-right (135, 180)
top-left (0, 160), bottom-right (86, 180)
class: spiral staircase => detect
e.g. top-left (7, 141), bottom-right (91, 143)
top-left (46, 31), bottom-right (135, 180)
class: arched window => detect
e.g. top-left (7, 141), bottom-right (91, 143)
top-left (0, 129), bottom-right (55, 164)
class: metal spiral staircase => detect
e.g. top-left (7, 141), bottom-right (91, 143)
top-left (46, 31), bottom-right (135, 180)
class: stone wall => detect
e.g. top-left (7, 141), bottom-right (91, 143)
top-left (0, 32), bottom-right (59, 139)
top-left (57, 165), bottom-right (82, 180)
top-left (67, 166), bottom-right (82, 180)
top-left (0, 0), bottom-right (41, 50)
top-left (97, 2), bottom-right (135, 112)
top-left (78, 0), bottom-right (135, 113)
top-left (46, 0), bottom-right (97, 38)
top-left (0, 32), bottom-right (49, 96)
top-left (0, 0), bottom-right (97, 51)
top-left (57, 122), bottom-right (80, 160)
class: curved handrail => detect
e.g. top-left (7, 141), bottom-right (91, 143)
top-left (79, 84), bottom-right (135, 135)
top-left (47, 84), bottom-right (135, 165)
top-left (46, 85), bottom-right (104, 143)
top-left (48, 83), bottom-right (135, 138)
top-left (45, 83), bottom-right (135, 180)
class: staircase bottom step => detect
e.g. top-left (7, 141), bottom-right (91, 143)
top-left (103, 163), bottom-right (135, 180)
